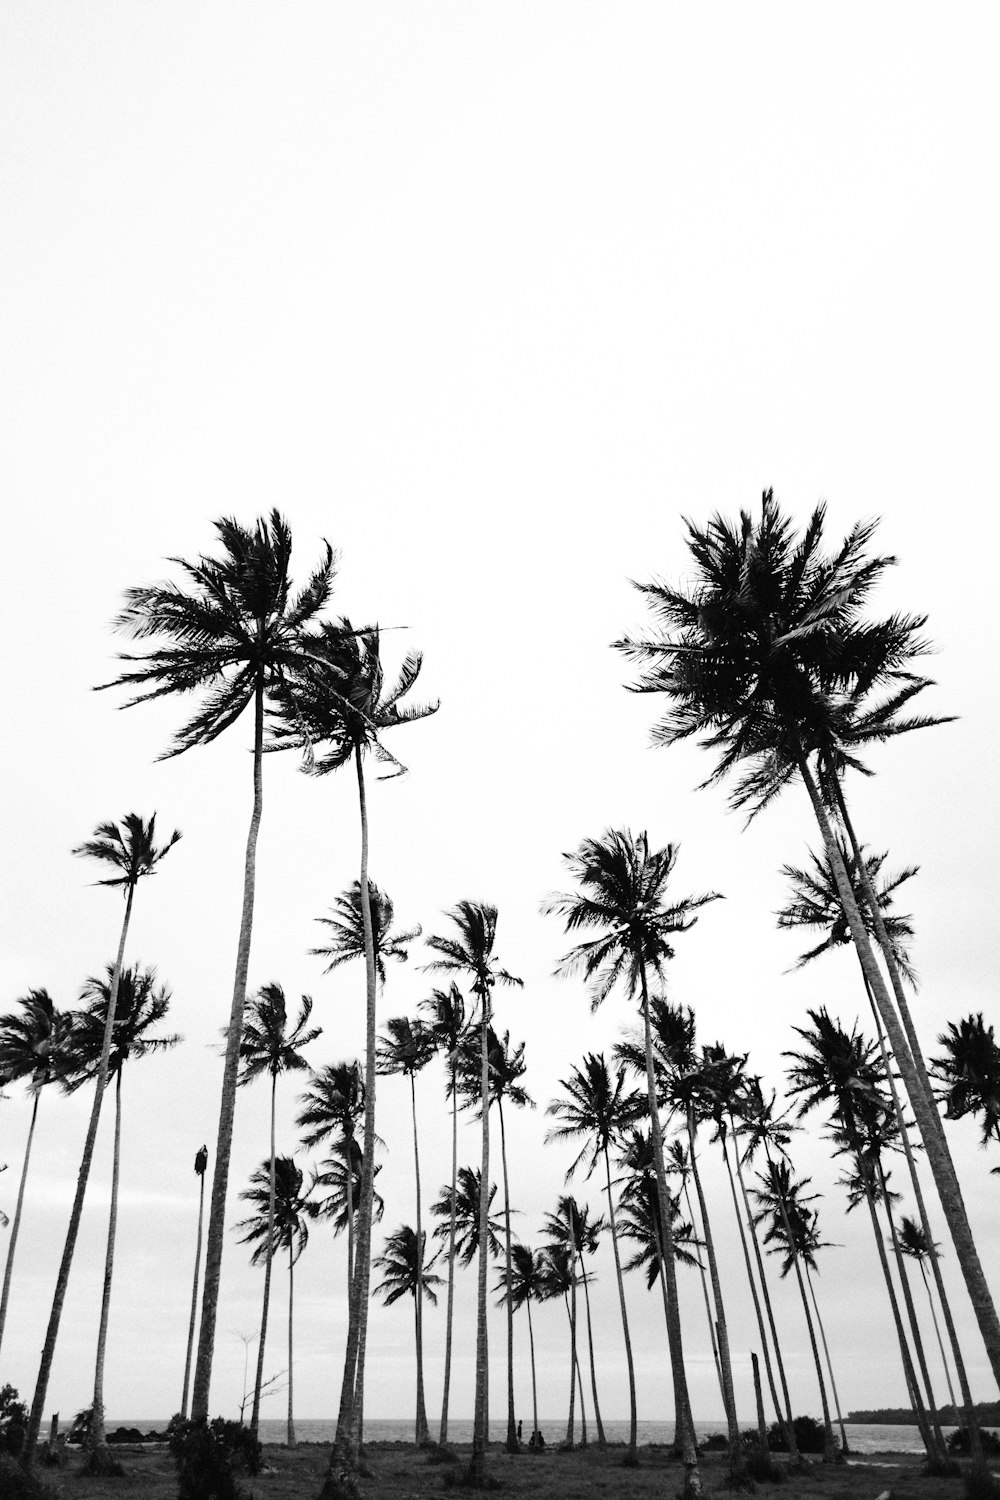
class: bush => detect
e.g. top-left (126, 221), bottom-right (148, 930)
top-left (0, 1454), bottom-right (59, 1499)
top-left (0, 1385), bottom-right (28, 1456)
top-left (949, 1426), bottom-right (1000, 1457)
top-left (167, 1415), bottom-right (262, 1500)
top-left (766, 1415), bottom-right (830, 1454)
top-left (68, 1406), bottom-right (93, 1445)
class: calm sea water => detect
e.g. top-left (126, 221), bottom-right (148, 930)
top-left (111, 1416), bottom-right (961, 1456)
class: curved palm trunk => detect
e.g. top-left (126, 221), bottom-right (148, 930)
top-left (326, 750), bottom-right (379, 1491)
top-left (181, 1167), bottom-right (207, 1418)
top-left (23, 881), bottom-right (136, 1466)
top-left (802, 758), bottom-right (1000, 1393)
top-left (575, 1336), bottom-right (588, 1446)
top-left (602, 1147), bottom-right (637, 1461)
top-left (497, 1099), bottom-right (519, 1452)
top-left (193, 683), bottom-right (265, 1422)
top-left (0, 1088), bottom-right (42, 1357)
top-left (918, 1259), bottom-right (958, 1412)
top-left (686, 1109), bottom-right (743, 1476)
top-left (409, 1073), bottom-right (430, 1445)
top-left (680, 1169), bottom-right (724, 1406)
top-left (525, 1295), bottom-right (539, 1445)
top-left (465, 990), bottom-right (491, 1486)
top-left (287, 1248), bottom-right (296, 1448)
top-left (439, 1061), bottom-right (459, 1444)
top-left (88, 1067), bottom-right (125, 1462)
top-left (250, 1072), bottom-right (279, 1438)
top-left (562, 1289), bottom-right (577, 1445)
top-left (803, 1263), bottom-right (850, 1454)
top-left (639, 967), bottom-right (701, 1494)
top-left (579, 1259), bottom-right (606, 1448)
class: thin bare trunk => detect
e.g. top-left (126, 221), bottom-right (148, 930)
top-left (192, 682), bottom-right (264, 1421)
top-left (439, 1062), bottom-right (458, 1444)
top-left (287, 1247), bottom-right (296, 1448)
top-left (181, 1169), bottom-right (206, 1418)
top-left (919, 1259), bottom-right (958, 1411)
top-left (251, 1072), bottom-right (279, 1439)
top-left (90, 1067), bottom-right (125, 1454)
top-left (579, 1260), bottom-right (606, 1447)
top-left (803, 1263), bottom-right (849, 1453)
top-left (680, 1170), bottom-right (724, 1404)
top-left (603, 1147), bottom-right (637, 1460)
top-left (0, 1089), bottom-right (41, 1356)
top-left (465, 991), bottom-right (491, 1485)
top-left (410, 1073), bottom-right (429, 1445)
top-left (497, 1099), bottom-right (518, 1452)
top-left (525, 1296), bottom-right (539, 1444)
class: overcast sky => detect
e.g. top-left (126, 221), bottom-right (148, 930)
top-left (1, 3), bottom-right (998, 1430)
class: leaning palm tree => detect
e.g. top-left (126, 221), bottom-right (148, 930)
top-left (495, 1243), bottom-right (545, 1448)
top-left (100, 513), bottom-right (335, 1421)
top-left (418, 983), bottom-right (469, 1444)
top-left (0, 989), bottom-right (69, 1359)
top-left (546, 1054), bottom-right (642, 1462)
top-left (236, 1156), bottom-right (318, 1448)
top-left (181, 1144), bottom-right (209, 1418)
top-left (617, 491), bottom-right (1000, 1388)
top-left (542, 828), bottom-right (719, 1497)
top-left (65, 963), bottom-right (180, 1468)
top-left (22, 813), bottom-right (180, 1466)
top-left (271, 623), bottom-right (437, 1495)
top-left (423, 901), bottom-right (522, 1484)
top-left (372, 1224), bottom-right (443, 1438)
top-left (376, 1017), bottom-right (436, 1444)
top-left (237, 983), bottom-right (320, 1437)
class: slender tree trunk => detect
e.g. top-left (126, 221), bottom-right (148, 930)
top-left (680, 1168), bottom-right (725, 1407)
top-left (803, 1263), bottom-right (850, 1454)
top-left (251, 1071), bottom-right (279, 1439)
top-left (288, 1247), bottom-right (296, 1448)
top-left (575, 1337), bottom-right (588, 1446)
top-left (466, 990), bottom-right (491, 1486)
top-left (525, 1296), bottom-right (539, 1446)
top-left (686, 1107), bottom-right (743, 1476)
top-left (345, 1132), bottom-right (355, 1291)
top-left (803, 759), bottom-right (1000, 1393)
top-left (181, 1167), bottom-right (207, 1418)
top-left (0, 1089), bottom-right (41, 1357)
top-left (579, 1258), bottom-right (606, 1448)
top-left (88, 1067), bottom-right (125, 1464)
top-left (562, 1291), bottom-right (577, 1446)
top-left (193, 682), bottom-right (265, 1422)
top-left (603, 1146), bottom-right (637, 1461)
top-left (23, 882), bottom-right (136, 1466)
top-left (638, 967), bottom-right (701, 1494)
top-left (919, 1260), bottom-right (958, 1412)
top-left (439, 1060), bottom-right (459, 1445)
top-left (497, 1099), bottom-right (519, 1452)
top-left (410, 1073), bottom-right (430, 1445)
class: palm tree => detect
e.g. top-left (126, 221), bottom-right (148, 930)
top-left (297, 1062), bottom-right (366, 1285)
top-left (236, 1156), bottom-right (318, 1448)
top-left (495, 1244), bottom-right (545, 1447)
top-left (312, 1139), bottom-right (385, 1255)
top-left (271, 623), bottom-right (436, 1492)
top-left (932, 1015), bottom-right (1000, 1149)
top-left (418, 983), bottom-right (469, 1444)
top-left (617, 492), bottom-right (1000, 1389)
top-left (557, 1199), bottom-right (607, 1450)
top-left (376, 1017), bottom-right (436, 1444)
top-left (237, 983), bottom-right (320, 1437)
top-left (181, 1144), bottom-right (209, 1418)
top-left (22, 813), bottom-right (180, 1466)
top-left (373, 1224), bottom-right (443, 1436)
top-left (101, 513), bottom-right (334, 1421)
top-left (312, 880), bottom-right (420, 985)
top-left (64, 963), bottom-right (180, 1466)
top-left (898, 1216), bottom-right (958, 1412)
top-left (546, 1054), bottom-right (642, 1461)
top-left (542, 828), bottom-right (719, 1496)
top-left (430, 1166), bottom-right (503, 1267)
top-left (0, 989), bottom-right (69, 1359)
top-left (423, 901), bottom-right (522, 1483)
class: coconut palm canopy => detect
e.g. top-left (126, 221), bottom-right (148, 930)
top-left (2, 7), bottom-right (999, 1442)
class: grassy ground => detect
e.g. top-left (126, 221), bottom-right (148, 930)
top-left (16, 1440), bottom-right (978, 1500)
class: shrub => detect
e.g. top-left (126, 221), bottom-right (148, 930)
top-left (767, 1415), bottom-right (830, 1454)
top-left (0, 1385), bottom-right (28, 1456)
top-left (167, 1415), bottom-right (262, 1500)
top-left (949, 1426), bottom-right (1000, 1457)
top-left (0, 1454), bottom-right (59, 1499)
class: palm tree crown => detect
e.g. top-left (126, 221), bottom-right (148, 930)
top-left (237, 984), bottom-right (321, 1088)
top-left (312, 880), bottom-right (420, 985)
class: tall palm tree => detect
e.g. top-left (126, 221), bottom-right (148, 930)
top-left (536, 1235), bottom-right (582, 1446)
top-left (552, 1198), bottom-right (608, 1450)
top-left (312, 880), bottom-right (420, 985)
top-left (312, 1139), bottom-right (385, 1258)
top-left (430, 1166), bottom-right (503, 1266)
top-left (237, 983), bottom-right (320, 1437)
top-left (423, 901), bottom-right (522, 1483)
top-left (271, 623), bottom-right (436, 1493)
top-left (101, 513), bottom-right (334, 1421)
top-left (932, 1015), bottom-right (1000, 1150)
top-left (542, 828), bottom-right (719, 1496)
top-left (418, 983), bottom-right (469, 1444)
top-left (617, 492), bottom-right (1000, 1389)
top-left (22, 813), bottom-right (180, 1466)
top-left (898, 1216), bottom-right (958, 1412)
top-left (495, 1244), bottom-right (545, 1447)
top-left (546, 1053), bottom-right (642, 1461)
top-left (297, 1062), bottom-right (366, 1285)
top-left (373, 1224), bottom-right (443, 1436)
top-left (376, 1017), bottom-right (436, 1445)
top-left (0, 989), bottom-right (70, 1358)
top-left (236, 1156), bottom-right (318, 1448)
top-left (64, 963), bottom-right (180, 1466)
top-left (181, 1144), bottom-right (209, 1418)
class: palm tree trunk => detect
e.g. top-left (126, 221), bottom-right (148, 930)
top-left (680, 1168), bottom-right (725, 1407)
top-left (181, 1168), bottom-right (206, 1418)
top-left (193, 681), bottom-right (265, 1422)
top-left (89, 1067), bottom-right (125, 1462)
top-left (497, 1099), bottom-right (518, 1452)
top-left (0, 1088), bottom-right (41, 1357)
top-left (23, 881), bottom-right (136, 1466)
top-left (919, 1259), bottom-right (958, 1412)
top-left (638, 967), bottom-right (701, 1495)
top-left (803, 1263), bottom-right (850, 1453)
top-left (439, 1061), bottom-right (459, 1445)
top-left (466, 990), bottom-right (491, 1486)
top-left (250, 1071), bottom-right (279, 1439)
top-left (525, 1295), bottom-right (539, 1446)
top-left (686, 1108), bottom-right (743, 1476)
top-left (575, 1338), bottom-right (588, 1446)
top-left (561, 1291), bottom-right (576, 1446)
top-left (327, 748), bottom-right (378, 1489)
top-left (287, 1246), bottom-right (296, 1449)
top-left (801, 756), bottom-right (1000, 1393)
top-left (602, 1147), bottom-right (637, 1461)
top-left (410, 1074), bottom-right (430, 1446)
top-left (579, 1259), bottom-right (606, 1448)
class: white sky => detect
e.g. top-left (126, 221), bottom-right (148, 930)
top-left (1, 2), bottom-right (998, 1431)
